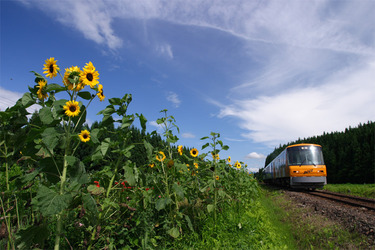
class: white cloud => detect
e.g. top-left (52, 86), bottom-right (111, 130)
top-left (181, 132), bottom-right (195, 138)
top-left (166, 91), bottom-right (181, 108)
top-left (0, 87), bottom-right (22, 111)
top-left (0, 87), bottom-right (40, 115)
top-left (245, 152), bottom-right (266, 159)
top-left (156, 43), bottom-right (174, 59)
top-left (219, 61), bottom-right (375, 146)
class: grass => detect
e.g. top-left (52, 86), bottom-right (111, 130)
top-left (323, 183), bottom-right (375, 199)
top-left (261, 186), bottom-right (372, 249)
top-left (172, 198), bottom-right (295, 249)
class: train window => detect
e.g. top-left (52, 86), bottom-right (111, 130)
top-left (287, 146), bottom-right (324, 165)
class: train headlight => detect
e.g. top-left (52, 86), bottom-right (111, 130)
top-left (293, 171), bottom-right (299, 173)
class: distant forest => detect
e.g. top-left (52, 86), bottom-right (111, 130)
top-left (263, 121), bottom-right (375, 184)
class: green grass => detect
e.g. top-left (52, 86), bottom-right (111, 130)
top-left (172, 198), bottom-right (295, 249)
top-left (261, 186), bottom-right (372, 249)
top-left (324, 183), bottom-right (375, 199)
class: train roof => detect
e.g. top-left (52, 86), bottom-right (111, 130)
top-left (286, 143), bottom-right (322, 148)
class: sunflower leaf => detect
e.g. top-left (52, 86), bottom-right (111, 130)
top-left (31, 71), bottom-right (46, 84)
top-left (108, 97), bottom-right (121, 105)
top-left (45, 83), bottom-right (65, 93)
top-left (21, 93), bottom-right (35, 107)
top-left (121, 115), bottom-right (135, 129)
top-left (39, 107), bottom-right (54, 125)
top-left (78, 91), bottom-right (92, 100)
top-left (167, 227), bottom-right (180, 238)
top-left (155, 197), bottom-right (172, 211)
top-left (172, 183), bottom-right (184, 199)
top-left (201, 143), bottom-right (210, 150)
top-left (207, 204), bottom-right (214, 213)
top-left (31, 185), bottom-right (73, 217)
top-left (136, 113), bottom-right (147, 131)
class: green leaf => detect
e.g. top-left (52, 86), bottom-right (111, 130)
top-left (87, 184), bottom-right (105, 195)
top-left (136, 113), bottom-right (147, 130)
top-left (207, 204), bottom-right (214, 213)
top-left (31, 71), bottom-right (45, 84)
top-left (39, 107), bottom-right (54, 125)
top-left (201, 142), bottom-right (210, 150)
top-left (108, 97), bottom-right (121, 105)
top-left (100, 138), bottom-right (111, 156)
top-left (156, 118), bottom-right (165, 125)
top-left (143, 140), bottom-right (153, 160)
top-left (90, 128), bottom-right (100, 144)
top-left (77, 91), bottom-right (93, 100)
top-left (16, 224), bottom-right (49, 249)
top-left (121, 115), bottom-right (135, 129)
top-left (121, 144), bottom-right (135, 158)
top-left (222, 145), bottom-right (229, 150)
top-left (167, 227), bottom-right (180, 238)
top-left (200, 136), bottom-right (209, 140)
top-left (67, 156), bottom-right (89, 185)
top-left (185, 215), bottom-right (194, 232)
top-left (45, 83), bottom-right (65, 93)
top-left (155, 197), bottom-right (172, 211)
top-left (31, 185), bottom-right (73, 217)
top-left (41, 127), bottom-right (60, 153)
top-left (97, 105), bottom-right (115, 116)
top-left (82, 193), bottom-right (99, 224)
top-left (172, 183), bottom-right (184, 199)
top-left (21, 93), bottom-right (35, 107)
top-left (124, 165), bottom-right (136, 186)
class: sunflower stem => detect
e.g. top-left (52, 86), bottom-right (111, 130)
top-left (54, 127), bottom-right (71, 250)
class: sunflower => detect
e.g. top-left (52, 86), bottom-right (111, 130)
top-left (167, 159), bottom-right (174, 168)
top-left (211, 152), bottom-right (220, 160)
top-left (227, 156), bottom-right (231, 163)
top-left (79, 130), bottom-right (90, 143)
top-left (149, 163), bottom-right (155, 168)
top-left (63, 66), bottom-right (85, 91)
top-left (63, 100), bottom-right (80, 117)
top-left (43, 57), bottom-right (60, 79)
top-left (234, 161), bottom-right (241, 169)
top-left (190, 148), bottom-right (199, 158)
top-left (177, 145), bottom-right (183, 155)
top-left (156, 151), bottom-right (166, 162)
top-left (97, 84), bottom-right (105, 101)
top-left (80, 61), bottom-right (99, 88)
top-left (216, 175), bottom-right (220, 181)
top-left (36, 80), bottom-right (48, 100)
top-left (194, 162), bottom-right (199, 169)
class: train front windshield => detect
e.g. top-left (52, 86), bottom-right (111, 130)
top-left (287, 146), bottom-right (324, 165)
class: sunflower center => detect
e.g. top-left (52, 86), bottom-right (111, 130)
top-left (49, 64), bottom-right (54, 73)
top-left (83, 134), bottom-right (88, 139)
top-left (69, 105), bottom-right (77, 112)
top-left (87, 73), bottom-right (93, 81)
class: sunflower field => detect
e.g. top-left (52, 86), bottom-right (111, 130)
top-left (0, 58), bottom-right (261, 249)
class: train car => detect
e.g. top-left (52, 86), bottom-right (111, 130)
top-left (263, 143), bottom-right (327, 189)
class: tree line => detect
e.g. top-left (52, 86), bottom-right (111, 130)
top-left (262, 121), bottom-right (374, 184)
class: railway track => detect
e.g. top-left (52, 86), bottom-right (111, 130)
top-left (306, 190), bottom-right (375, 211)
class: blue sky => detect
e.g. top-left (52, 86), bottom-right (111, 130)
top-left (1, 0), bottom-right (375, 172)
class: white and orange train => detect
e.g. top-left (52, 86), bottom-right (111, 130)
top-left (263, 143), bottom-right (327, 189)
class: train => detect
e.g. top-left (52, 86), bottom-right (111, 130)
top-left (263, 143), bottom-right (327, 189)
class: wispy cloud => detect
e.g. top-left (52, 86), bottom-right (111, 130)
top-left (166, 91), bottom-right (181, 108)
top-left (181, 132), bottom-right (195, 139)
top-left (219, 61), bottom-right (375, 145)
top-left (156, 43), bottom-right (174, 59)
